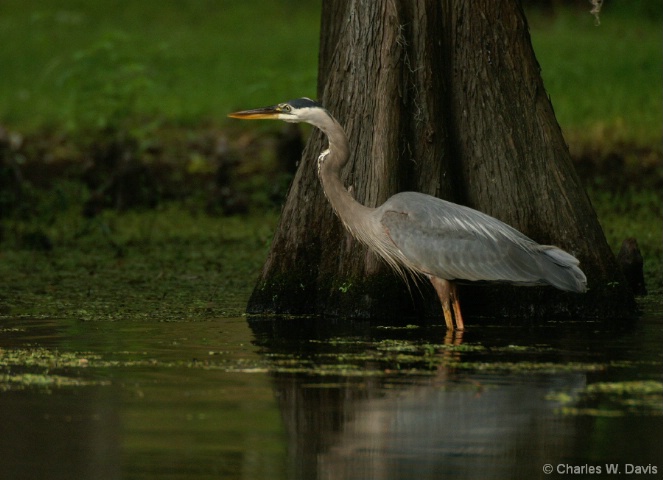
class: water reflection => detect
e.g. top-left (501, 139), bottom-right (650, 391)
top-left (0, 386), bottom-right (121, 480)
top-left (250, 315), bottom-right (663, 480)
top-left (314, 376), bottom-right (580, 480)
top-left (0, 317), bottom-right (287, 480)
top-left (0, 312), bottom-right (660, 479)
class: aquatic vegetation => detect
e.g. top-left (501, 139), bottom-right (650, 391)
top-left (0, 205), bottom-right (277, 320)
top-left (548, 379), bottom-right (663, 417)
top-left (0, 337), bottom-right (638, 391)
top-left (1, 372), bottom-right (110, 391)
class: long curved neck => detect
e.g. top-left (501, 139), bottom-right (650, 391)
top-left (315, 116), bottom-right (374, 235)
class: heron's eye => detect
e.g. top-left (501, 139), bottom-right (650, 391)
top-left (280, 104), bottom-right (291, 113)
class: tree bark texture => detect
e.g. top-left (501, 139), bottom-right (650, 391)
top-left (247, 0), bottom-right (634, 319)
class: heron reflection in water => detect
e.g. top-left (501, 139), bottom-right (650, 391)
top-left (229, 98), bottom-right (587, 330)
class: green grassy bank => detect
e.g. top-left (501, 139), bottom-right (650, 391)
top-left (0, 2), bottom-right (660, 148)
top-left (0, 0), bottom-right (321, 131)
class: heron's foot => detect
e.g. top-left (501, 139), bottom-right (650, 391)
top-left (429, 277), bottom-right (465, 331)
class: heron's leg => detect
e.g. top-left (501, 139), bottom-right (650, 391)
top-left (449, 283), bottom-right (465, 331)
top-left (429, 276), bottom-right (455, 330)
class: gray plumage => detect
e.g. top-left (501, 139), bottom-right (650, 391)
top-left (377, 192), bottom-right (587, 291)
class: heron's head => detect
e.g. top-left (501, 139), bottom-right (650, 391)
top-left (228, 97), bottom-right (332, 128)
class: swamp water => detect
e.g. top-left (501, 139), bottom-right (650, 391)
top-left (1, 206), bottom-right (661, 479)
top-left (1, 306), bottom-right (661, 479)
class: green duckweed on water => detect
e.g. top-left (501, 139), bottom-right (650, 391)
top-left (1, 373), bottom-right (111, 391)
top-left (4, 338), bottom-right (658, 392)
top-left (548, 381), bottom-right (663, 417)
top-left (0, 205), bottom-right (277, 320)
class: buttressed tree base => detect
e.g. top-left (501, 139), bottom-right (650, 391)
top-left (247, 0), bottom-right (634, 320)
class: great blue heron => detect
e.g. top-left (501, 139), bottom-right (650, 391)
top-left (229, 98), bottom-right (587, 330)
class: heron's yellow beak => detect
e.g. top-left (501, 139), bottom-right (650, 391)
top-left (228, 105), bottom-right (283, 120)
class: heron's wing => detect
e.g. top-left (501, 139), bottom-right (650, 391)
top-left (378, 192), bottom-right (544, 284)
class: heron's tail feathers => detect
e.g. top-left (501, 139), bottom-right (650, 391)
top-left (538, 246), bottom-right (588, 293)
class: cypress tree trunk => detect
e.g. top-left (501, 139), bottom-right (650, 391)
top-left (247, 0), bottom-right (634, 319)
